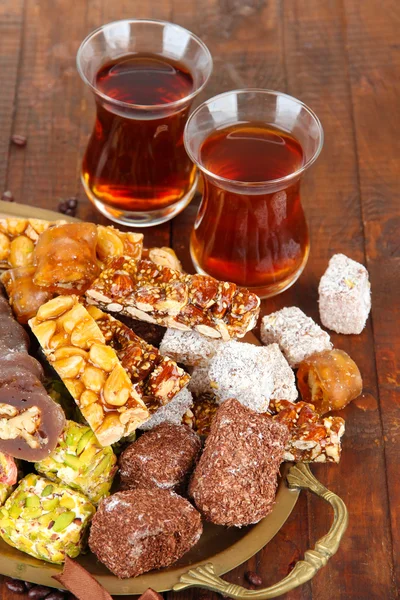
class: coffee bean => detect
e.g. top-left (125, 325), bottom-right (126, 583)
top-left (28, 584), bottom-right (53, 599)
top-left (45, 591), bottom-right (68, 600)
top-left (11, 134), bottom-right (27, 147)
top-left (4, 577), bottom-right (26, 593)
top-left (2, 190), bottom-right (14, 202)
top-left (245, 571), bottom-right (263, 586)
top-left (64, 207), bottom-right (75, 216)
top-left (67, 197), bottom-right (78, 209)
top-left (24, 581), bottom-right (34, 589)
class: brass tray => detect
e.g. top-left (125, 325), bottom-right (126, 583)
top-left (0, 201), bottom-right (348, 598)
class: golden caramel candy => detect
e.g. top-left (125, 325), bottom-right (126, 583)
top-left (297, 349), bottom-right (362, 415)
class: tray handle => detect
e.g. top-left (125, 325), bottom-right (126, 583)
top-left (173, 463), bottom-right (348, 599)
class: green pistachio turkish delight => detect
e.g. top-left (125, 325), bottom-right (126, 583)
top-left (0, 473), bottom-right (95, 563)
top-left (35, 421), bottom-right (117, 505)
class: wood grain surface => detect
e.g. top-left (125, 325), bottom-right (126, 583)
top-left (0, 1), bottom-right (399, 599)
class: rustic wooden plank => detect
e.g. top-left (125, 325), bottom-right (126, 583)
top-left (280, 1), bottom-right (396, 599)
top-left (343, 0), bottom-right (400, 594)
top-left (0, 0), bottom-right (24, 194)
top-left (169, 2), bottom-right (311, 600)
top-left (6, 0), bottom-right (87, 211)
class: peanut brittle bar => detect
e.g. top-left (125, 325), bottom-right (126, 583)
top-left (86, 305), bottom-right (190, 413)
top-left (29, 296), bottom-right (149, 446)
top-left (271, 399), bottom-right (345, 463)
top-left (86, 257), bottom-right (260, 340)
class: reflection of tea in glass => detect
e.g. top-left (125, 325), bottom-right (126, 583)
top-left (82, 54), bottom-right (197, 213)
top-left (191, 122), bottom-right (309, 290)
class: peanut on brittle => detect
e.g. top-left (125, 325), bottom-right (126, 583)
top-left (29, 296), bottom-right (149, 446)
top-left (86, 257), bottom-right (260, 339)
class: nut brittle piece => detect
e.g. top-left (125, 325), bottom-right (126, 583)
top-left (1, 266), bottom-right (53, 324)
top-left (190, 393), bottom-right (218, 437)
top-left (86, 257), bottom-right (260, 340)
top-left (29, 296), bottom-right (149, 446)
top-left (86, 305), bottom-right (190, 413)
top-left (142, 246), bottom-right (182, 271)
top-left (96, 226), bottom-right (143, 265)
top-left (0, 473), bottom-right (95, 564)
top-left (271, 400), bottom-right (345, 463)
top-left (0, 217), bottom-right (66, 269)
top-left (33, 223), bottom-right (100, 294)
top-left (297, 349), bottom-right (362, 415)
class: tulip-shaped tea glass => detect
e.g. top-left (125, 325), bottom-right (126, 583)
top-left (184, 89), bottom-right (323, 298)
top-left (77, 19), bottom-right (212, 226)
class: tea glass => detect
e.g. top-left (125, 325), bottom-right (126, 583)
top-left (184, 89), bottom-right (324, 298)
top-left (77, 19), bottom-right (212, 227)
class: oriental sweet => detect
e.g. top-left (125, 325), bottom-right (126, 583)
top-left (1, 266), bottom-right (53, 323)
top-left (86, 305), bottom-right (190, 413)
top-left (189, 398), bottom-right (289, 526)
top-left (140, 387), bottom-right (193, 431)
top-left (86, 257), bottom-right (260, 340)
top-left (35, 420), bottom-right (117, 504)
top-left (261, 306), bottom-right (332, 367)
top-left (271, 400), bottom-right (345, 463)
top-left (0, 452), bottom-right (18, 506)
top-left (319, 253), bottom-right (371, 334)
top-left (33, 223), bottom-right (100, 294)
top-left (159, 328), bottom-right (224, 367)
top-left (0, 217), bottom-right (66, 269)
top-left (0, 473), bottom-right (95, 563)
top-left (89, 488), bottom-right (202, 578)
top-left (297, 349), bottom-right (362, 414)
top-left (29, 296), bottom-right (149, 446)
top-left (208, 340), bottom-right (297, 412)
top-left (119, 423), bottom-right (201, 493)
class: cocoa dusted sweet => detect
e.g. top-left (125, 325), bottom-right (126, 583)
top-left (119, 423), bottom-right (201, 493)
top-left (89, 487), bottom-right (202, 578)
top-left (189, 398), bottom-right (289, 527)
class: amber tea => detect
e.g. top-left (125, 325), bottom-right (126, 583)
top-left (78, 20), bottom-right (212, 226)
top-left (190, 122), bottom-right (309, 294)
top-left (82, 53), bottom-right (197, 214)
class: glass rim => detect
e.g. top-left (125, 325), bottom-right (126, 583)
top-left (76, 18), bottom-right (213, 112)
top-left (184, 88), bottom-right (324, 188)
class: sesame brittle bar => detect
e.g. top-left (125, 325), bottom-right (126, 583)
top-left (271, 400), bottom-right (345, 463)
top-left (29, 296), bottom-right (149, 446)
top-left (86, 305), bottom-right (190, 413)
top-left (86, 257), bottom-right (260, 340)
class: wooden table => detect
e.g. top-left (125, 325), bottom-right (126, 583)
top-left (0, 0), bottom-right (399, 598)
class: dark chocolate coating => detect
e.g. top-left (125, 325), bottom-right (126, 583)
top-left (0, 388), bottom-right (65, 461)
top-left (189, 398), bottom-right (289, 527)
top-left (89, 487), bottom-right (202, 578)
top-left (119, 423), bottom-right (201, 493)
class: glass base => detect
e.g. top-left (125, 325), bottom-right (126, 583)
top-left (81, 174), bottom-right (198, 227)
top-left (190, 243), bottom-right (310, 299)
